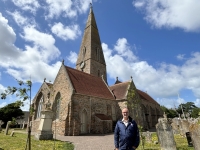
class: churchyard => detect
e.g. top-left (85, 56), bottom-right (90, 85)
top-left (1, 115), bottom-right (200, 150)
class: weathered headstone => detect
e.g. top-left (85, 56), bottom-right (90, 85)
top-left (5, 121), bottom-right (11, 135)
top-left (0, 120), bottom-right (4, 132)
top-left (156, 114), bottom-right (176, 150)
top-left (180, 119), bottom-right (189, 136)
top-left (142, 131), bottom-right (152, 143)
top-left (22, 121), bottom-right (25, 129)
top-left (185, 132), bottom-right (193, 147)
top-left (189, 123), bottom-right (200, 150)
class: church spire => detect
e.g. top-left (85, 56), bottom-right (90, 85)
top-left (76, 4), bottom-right (107, 83)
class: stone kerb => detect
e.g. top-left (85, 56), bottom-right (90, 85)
top-left (156, 116), bottom-right (176, 150)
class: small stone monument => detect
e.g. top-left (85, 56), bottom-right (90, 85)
top-left (35, 99), bottom-right (53, 140)
top-left (22, 121), bottom-right (26, 129)
top-left (0, 120), bottom-right (4, 132)
top-left (142, 131), bottom-right (152, 143)
top-left (189, 123), bottom-right (200, 150)
top-left (5, 121), bottom-right (11, 135)
top-left (156, 113), bottom-right (176, 150)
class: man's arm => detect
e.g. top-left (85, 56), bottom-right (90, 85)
top-left (132, 121), bottom-right (140, 148)
top-left (114, 122), bottom-right (119, 149)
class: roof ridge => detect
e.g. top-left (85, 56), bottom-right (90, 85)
top-left (65, 65), bottom-right (102, 79)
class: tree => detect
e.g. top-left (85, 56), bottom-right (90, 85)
top-left (191, 107), bottom-right (200, 118)
top-left (176, 102), bottom-right (197, 117)
top-left (0, 102), bottom-right (24, 128)
top-left (1, 79), bottom-right (32, 150)
top-left (160, 106), bottom-right (178, 118)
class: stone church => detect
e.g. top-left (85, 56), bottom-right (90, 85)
top-left (31, 5), bottom-right (163, 136)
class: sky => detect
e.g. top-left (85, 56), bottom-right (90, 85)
top-left (0, 0), bottom-right (200, 111)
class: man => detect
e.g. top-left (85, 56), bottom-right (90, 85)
top-left (114, 108), bottom-right (140, 150)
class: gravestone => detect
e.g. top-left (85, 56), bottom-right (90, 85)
top-left (142, 131), bottom-right (152, 143)
top-left (22, 121), bottom-right (25, 129)
top-left (180, 119), bottom-right (189, 136)
top-left (189, 123), bottom-right (200, 150)
top-left (5, 121), bottom-right (11, 135)
top-left (185, 132), bottom-right (193, 147)
top-left (0, 120), bottom-right (4, 132)
top-left (156, 114), bottom-right (176, 150)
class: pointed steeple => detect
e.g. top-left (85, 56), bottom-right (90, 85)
top-left (76, 4), bottom-right (107, 82)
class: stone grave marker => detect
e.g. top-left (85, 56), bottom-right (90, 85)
top-left (22, 121), bottom-right (25, 129)
top-left (142, 131), bottom-right (152, 143)
top-left (5, 121), bottom-right (11, 135)
top-left (180, 119), bottom-right (189, 136)
top-left (0, 120), bottom-right (4, 132)
top-left (156, 114), bottom-right (176, 150)
top-left (189, 123), bottom-right (200, 150)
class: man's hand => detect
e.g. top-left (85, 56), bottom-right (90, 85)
top-left (115, 148), bottom-right (119, 150)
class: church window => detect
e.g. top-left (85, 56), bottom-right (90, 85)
top-left (96, 47), bottom-right (100, 61)
top-left (54, 92), bottom-right (61, 120)
top-left (36, 95), bottom-right (43, 118)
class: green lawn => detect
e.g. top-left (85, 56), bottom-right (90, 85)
top-left (0, 129), bottom-right (74, 150)
top-left (0, 130), bottom-right (195, 150)
top-left (136, 132), bottom-right (194, 150)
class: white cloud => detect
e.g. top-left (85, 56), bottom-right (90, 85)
top-left (7, 11), bottom-right (36, 27)
top-left (12, 0), bottom-right (40, 14)
top-left (0, 13), bottom-right (61, 83)
top-left (177, 54), bottom-right (185, 60)
top-left (67, 51), bottom-right (78, 64)
top-left (45, 0), bottom-right (76, 19)
top-left (194, 99), bottom-right (200, 107)
top-left (103, 38), bottom-right (200, 103)
top-left (51, 22), bottom-right (81, 41)
top-left (133, 0), bottom-right (200, 32)
top-left (114, 38), bottom-right (138, 62)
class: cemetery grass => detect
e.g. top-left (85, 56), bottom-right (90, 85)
top-left (137, 133), bottom-right (194, 150)
top-left (0, 129), bottom-right (74, 150)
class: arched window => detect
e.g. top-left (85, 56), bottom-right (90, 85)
top-left (96, 47), bottom-right (100, 61)
top-left (36, 95), bottom-right (43, 118)
top-left (53, 92), bottom-right (61, 120)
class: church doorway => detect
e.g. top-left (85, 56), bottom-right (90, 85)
top-left (81, 109), bottom-right (88, 134)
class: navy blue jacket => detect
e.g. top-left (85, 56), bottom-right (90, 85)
top-left (114, 117), bottom-right (140, 150)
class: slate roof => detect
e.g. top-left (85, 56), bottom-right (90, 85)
top-left (109, 82), bottom-right (130, 100)
top-left (136, 89), bottom-right (159, 105)
top-left (109, 81), bottom-right (159, 105)
top-left (66, 66), bottom-right (115, 100)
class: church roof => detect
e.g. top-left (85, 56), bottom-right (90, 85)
top-left (110, 81), bottom-right (159, 105)
top-left (109, 82), bottom-right (130, 100)
top-left (136, 89), bottom-right (159, 105)
top-left (66, 66), bottom-right (115, 100)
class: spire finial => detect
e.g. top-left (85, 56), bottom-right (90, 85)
top-left (44, 78), bottom-right (46, 82)
top-left (90, 2), bottom-right (92, 9)
top-left (116, 77), bottom-right (118, 81)
top-left (131, 76), bottom-right (133, 80)
top-left (62, 59), bottom-right (64, 64)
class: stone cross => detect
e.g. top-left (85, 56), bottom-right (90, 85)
top-left (0, 120), bottom-right (4, 131)
top-left (5, 121), bottom-right (11, 135)
top-left (156, 116), bottom-right (176, 150)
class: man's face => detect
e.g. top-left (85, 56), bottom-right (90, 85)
top-left (122, 108), bottom-right (129, 119)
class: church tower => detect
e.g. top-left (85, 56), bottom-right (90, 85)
top-left (76, 4), bottom-right (107, 83)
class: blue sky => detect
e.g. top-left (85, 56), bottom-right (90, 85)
top-left (0, 0), bottom-right (200, 110)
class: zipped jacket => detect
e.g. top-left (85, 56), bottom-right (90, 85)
top-left (114, 116), bottom-right (140, 150)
